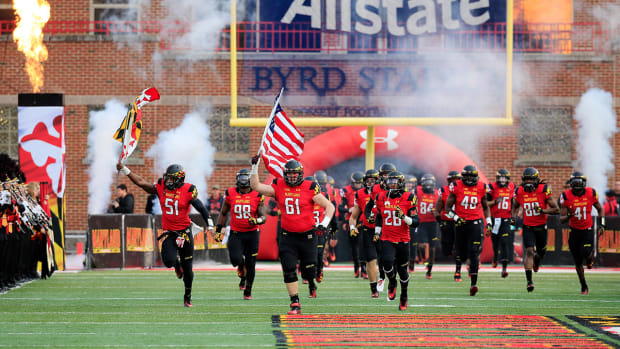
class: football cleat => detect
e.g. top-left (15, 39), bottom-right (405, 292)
top-left (581, 286), bottom-right (589, 295)
top-left (354, 269), bottom-right (360, 278)
top-left (316, 271), bottom-right (323, 283)
top-left (470, 285), bottom-right (478, 296)
top-left (501, 271), bottom-right (509, 278)
top-left (330, 253), bottom-right (336, 262)
top-left (586, 258), bottom-right (594, 269)
top-left (371, 292), bottom-right (379, 298)
top-left (454, 272), bottom-right (462, 282)
top-left (399, 297), bottom-right (407, 311)
top-left (288, 303), bottom-right (301, 315)
top-left (184, 295), bottom-right (192, 308)
top-left (387, 282), bottom-right (397, 301)
top-left (309, 286), bottom-right (317, 298)
top-left (533, 255), bottom-right (541, 272)
top-left (243, 289), bottom-right (252, 300)
top-left (239, 278), bottom-right (246, 291)
top-left (323, 259), bottom-right (330, 267)
top-left (377, 278), bottom-right (385, 292)
top-left (302, 279), bottom-right (308, 284)
top-left (174, 264), bottom-right (183, 279)
top-left (361, 272), bottom-right (369, 280)
top-left (408, 264), bottom-right (414, 273)
top-left (527, 283), bottom-right (535, 292)
top-left (237, 265), bottom-right (246, 278)
top-left (426, 271), bottom-right (432, 280)
top-left (492, 261), bottom-right (498, 268)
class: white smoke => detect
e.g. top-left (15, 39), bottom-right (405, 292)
top-left (591, 3), bottom-right (620, 51)
top-left (574, 88), bottom-right (617, 195)
top-left (145, 109), bottom-right (216, 203)
top-left (86, 100), bottom-right (126, 214)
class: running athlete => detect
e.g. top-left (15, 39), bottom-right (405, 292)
top-left (434, 170), bottom-right (462, 281)
top-left (486, 168), bottom-right (515, 278)
top-left (559, 172), bottom-right (604, 295)
top-left (216, 168), bottom-right (267, 300)
top-left (444, 165), bottom-right (491, 296)
top-left (512, 167), bottom-right (559, 292)
top-left (250, 158), bottom-right (334, 315)
top-left (373, 171), bottom-right (419, 310)
top-left (349, 169), bottom-right (381, 297)
top-left (339, 171), bottom-right (365, 277)
top-left (405, 175), bottom-right (418, 272)
top-left (416, 174), bottom-right (439, 279)
top-left (311, 172), bottom-right (338, 287)
top-left (117, 163), bottom-right (212, 307)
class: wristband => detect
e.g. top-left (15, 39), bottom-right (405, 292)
top-left (403, 216), bottom-right (413, 226)
top-left (120, 166), bottom-right (131, 176)
top-left (215, 224), bottom-right (223, 233)
top-left (374, 226), bottom-right (382, 235)
top-left (250, 164), bottom-right (258, 175)
top-left (601, 217), bottom-right (605, 226)
top-left (486, 217), bottom-right (492, 225)
top-left (320, 215), bottom-right (332, 228)
top-left (256, 216), bottom-right (265, 224)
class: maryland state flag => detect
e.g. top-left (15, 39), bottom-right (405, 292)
top-left (113, 87), bottom-right (160, 163)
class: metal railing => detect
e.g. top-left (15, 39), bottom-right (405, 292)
top-left (0, 20), bottom-right (609, 54)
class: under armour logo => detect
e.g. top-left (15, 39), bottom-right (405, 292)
top-left (360, 129), bottom-right (399, 151)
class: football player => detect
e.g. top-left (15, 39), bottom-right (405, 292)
top-left (325, 175), bottom-right (340, 263)
top-left (486, 169), bottom-right (515, 278)
top-left (444, 165), bottom-right (491, 296)
top-left (434, 170), bottom-right (463, 281)
top-left (117, 163), bottom-right (213, 307)
top-left (250, 158), bottom-right (334, 315)
top-left (416, 173), bottom-right (439, 279)
top-left (215, 168), bottom-right (267, 300)
top-left (405, 175), bottom-right (418, 272)
top-left (339, 171), bottom-right (365, 277)
top-left (311, 172), bottom-right (338, 287)
top-left (512, 167), bottom-right (559, 292)
top-left (559, 172), bottom-right (604, 295)
top-left (349, 169), bottom-right (381, 297)
top-left (373, 171), bottom-right (419, 310)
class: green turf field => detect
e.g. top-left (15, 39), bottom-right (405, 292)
top-left (1, 266), bottom-right (619, 348)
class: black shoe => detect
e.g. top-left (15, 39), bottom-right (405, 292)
top-left (527, 283), bottom-right (535, 292)
top-left (184, 295), bottom-right (192, 308)
top-left (387, 281), bottom-right (397, 301)
top-left (399, 296), bottom-right (407, 310)
top-left (239, 278), bottom-right (246, 290)
top-left (309, 285), bottom-right (317, 298)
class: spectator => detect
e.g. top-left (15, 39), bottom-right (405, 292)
top-left (207, 184), bottom-right (224, 220)
top-left (107, 184), bottom-right (134, 213)
top-left (603, 190), bottom-right (618, 217)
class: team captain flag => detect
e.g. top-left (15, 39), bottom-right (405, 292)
top-left (113, 87), bottom-right (160, 163)
top-left (259, 88), bottom-right (304, 177)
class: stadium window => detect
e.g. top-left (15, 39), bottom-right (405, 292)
top-left (0, 0), bottom-right (16, 35)
top-left (516, 106), bottom-right (572, 165)
top-left (209, 107), bottom-right (250, 164)
top-left (0, 106), bottom-right (18, 160)
top-left (92, 0), bottom-right (139, 35)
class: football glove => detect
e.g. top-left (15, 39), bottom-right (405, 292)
top-left (175, 236), bottom-right (185, 248)
top-left (248, 217), bottom-right (265, 225)
top-left (350, 226), bottom-right (359, 237)
top-left (214, 225), bottom-right (223, 243)
top-left (366, 214), bottom-right (376, 225)
top-left (394, 206), bottom-right (404, 219)
top-left (598, 223), bottom-right (605, 236)
top-left (251, 155), bottom-right (260, 165)
top-left (535, 206), bottom-right (543, 214)
top-left (316, 225), bottom-right (327, 237)
top-left (486, 223), bottom-right (493, 236)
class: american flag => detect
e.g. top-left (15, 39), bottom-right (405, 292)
top-left (261, 102), bottom-right (304, 178)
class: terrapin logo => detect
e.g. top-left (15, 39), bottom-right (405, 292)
top-left (281, 0), bottom-right (492, 36)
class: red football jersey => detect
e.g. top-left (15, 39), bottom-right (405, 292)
top-left (341, 185), bottom-right (357, 221)
top-left (271, 178), bottom-right (319, 233)
top-left (560, 188), bottom-right (599, 230)
top-left (449, 180), bottom-right (486, 221)
top-left (355, 187), bottom-right (377, 228)
top-left (156, 179), bottom-right (197, 231)
top-left (515, 184), bottom-right (552, 226)
top-left (312, 191), bottom-right (332, 225)
top-left (225, 187), bottom-right (265, 232)
top-left (416, 186), bottom-right (439, 223)
top-left (438, 185), bottom-right (453, 221)
top-left (488, 182), bottom-right (515, 219)
top-left (375, 191), bottom-right (417, 242)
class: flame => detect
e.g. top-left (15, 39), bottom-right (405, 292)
top-left (12, 0), bottom-right (51, 93)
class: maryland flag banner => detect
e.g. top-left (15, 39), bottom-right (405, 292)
top-left (113, 87), bottom-right (160, 163)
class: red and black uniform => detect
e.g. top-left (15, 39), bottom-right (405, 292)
top-left (487, 182), bottom-right (515, 264)
top-left (438, 185), bottom-right (458, 258)
top-left (225, 187), bottom-right (264, 291)
top-left (313, 190), bottom-right (337, 279)
top-left (271, 178), bottom-right (320, 284)
top-left (416, 186), bottom-right (439, 246)
top-left (340, 184), bottom-right (360, 271)
top-left (374, 190), bottom-right (417, 301)
top-left (515, 183), bottom-right (552, 252)
top-left (560, 188), bottom-right (599, 266)
top-left (156, 179), bottom-right (198, 292)
top-left (449, 180), bottom-right (487, 279)
top-left (356, 186), bottom-right (378, 262)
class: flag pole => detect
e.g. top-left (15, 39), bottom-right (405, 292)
top-left (257, 87), bottom-right (284, 158)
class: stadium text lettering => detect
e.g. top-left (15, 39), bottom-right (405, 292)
top-left (281, 0), bottom-right (491, 36)
top-left (252, 66), bottom-right (423, 94)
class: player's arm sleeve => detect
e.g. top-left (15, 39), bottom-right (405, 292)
top-left (364, 196), bottom-right (375, 218)
top-left (191, 198), bottom-right (212, 227)
top-left (375, 210), bottom-right (383, 227)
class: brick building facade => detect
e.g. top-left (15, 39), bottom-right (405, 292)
top-left (0, 0), bottom-right (617, 234)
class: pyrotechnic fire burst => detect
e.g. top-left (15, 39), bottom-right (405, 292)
top-left (12, 0), bottom-right (51, 93)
